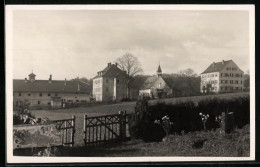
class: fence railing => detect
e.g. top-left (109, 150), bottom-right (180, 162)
top-left (53, 115), bottom-right (76, 147)
top-left (83, 111), bottom-right (130, 146)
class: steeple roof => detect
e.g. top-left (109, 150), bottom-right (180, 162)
top-left (157, 65), bottom-right (162, 73)
top-left (29, 72), bottom-right (36, 77)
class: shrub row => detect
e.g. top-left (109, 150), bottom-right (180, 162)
top-left (148, 96), bottom-right (250, 133)
top-left (128, 96), bottom-right (250, 142)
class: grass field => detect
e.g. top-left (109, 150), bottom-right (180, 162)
top-left (63, 124), bottom-right (250, 157)
top-left (30, 92), bottom-right (249, 146)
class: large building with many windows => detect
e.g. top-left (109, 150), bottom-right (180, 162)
top-left (13, 72), bottom-right (91, 109)
top-left (200, 60), bottom-right (244, 93)
top-left (92, 62), bottom-right (129, 101)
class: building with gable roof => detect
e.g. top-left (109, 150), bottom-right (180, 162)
top-left (13, 72), bottom-right (91, 109)
top-left (139, 65), bottom-right (172, 98)
top-left (92, 62), bottom-right (129, 101)
top-left (200, 60), bottom-right (244, 93)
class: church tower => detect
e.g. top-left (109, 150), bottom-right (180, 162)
top-left (28, 71), bottom-right (36, 82)
top-left (157, 64), bottom-right (162, 77)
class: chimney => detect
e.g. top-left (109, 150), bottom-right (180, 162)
top-left (64, 78), bottom-right (67, 85)
top-left (115, 62), bottom-right (118, 67)
top-left (222, 60), bottom-right (225, 64)
top-left (49, 74), bottom-right (52, 83)
top-left (108, 62), bottom-right (111, 67)
top-left (24, 78), bottom-right (27, 83)
top-left (78, 84), bottom-right (80, 91)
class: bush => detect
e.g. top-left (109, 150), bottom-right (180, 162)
top-left (13, 107), bottom-right (36, 125)
top-left (128, 98), bottom-right (166, 142)
top-left (147, 96), bottom-right (250, 133)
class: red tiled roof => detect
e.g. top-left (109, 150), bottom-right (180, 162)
top-left (201, 60), bottom-right (232, 74)
top-left (13, 79), bottom-right (91, 93)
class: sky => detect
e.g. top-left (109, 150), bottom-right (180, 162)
top-left (12, 9), bottom-right (250, 80)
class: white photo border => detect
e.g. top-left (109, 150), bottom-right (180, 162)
top-left (5, 4), bottom-right (255, 163)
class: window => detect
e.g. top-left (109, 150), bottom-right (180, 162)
top-left (48, 93), bottom-right (51, 96)
top-left (241, 74), bottom-right (243, 77)
top-left (19, 92), bottom-right (21, 96)
top-left (47, 102), bottom-right (51, 105)
top-left (38, 101), bottom-right (41, 104)
top-left (55, 93), bottom-right (58, 96)
top-left (241, 81), bottom-right (243, 84)
top-left (225, 73), bottom-right (229, 77)
top-left (76, 100), bottom-right (79, 102)
top-left (215, 73), bottom-right (217, 77)
top-left (28, 93), bottom-right (31, 96)
top-left (39, 93), bottom-right (42, 96)
top-left (117, 79), bottom-right (119, 84)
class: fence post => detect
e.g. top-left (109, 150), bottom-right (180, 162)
top-left (221, 111), bottom-right (235, 134)
top-left (70, 115), bottom-right (75, 147)
top-left (119, 111), bottom-right (126, 140)
top-left (225, 112), bottom-right (235, 134)
top-left (83, 114), bottom-right (87, 146)
top-left (64, 121), bottom-right (67, 146)
top-left (221, 112), bottom-right (226, 134)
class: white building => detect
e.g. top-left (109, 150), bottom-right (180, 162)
top-left (200, 60), bottom-right (244, 93)
top-left (139, 65), bottom-right (172, 98)
top-left (92, 62), bottom-right (129, 101)
top-left (13, 72), bottom-right (91, 109)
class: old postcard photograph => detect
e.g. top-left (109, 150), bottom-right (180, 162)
top-left (5, 5), bottom-right (255, 163)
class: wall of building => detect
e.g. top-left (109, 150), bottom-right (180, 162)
top-left (200, 72), bottom-right (220, 93)
top-left (219, 64), bottom-right (244, 92)
top-left (93, 77), bottom-right (103, 101)
top-left (115, 75), bottom-right (128, 101)
top-left (139, 89), bottom-right (151, 97)
top-left (200, 62), bottom-right (244, 93)
top-left (101, 77), bottom-right (114, 101)
top-left (13, 92), bottom-right (90, 108)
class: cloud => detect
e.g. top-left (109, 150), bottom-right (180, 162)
top-left (12, 10), bottom-right (250, 79)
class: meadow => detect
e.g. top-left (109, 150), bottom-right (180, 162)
top-left (30, 92), bottom-right (249, 146)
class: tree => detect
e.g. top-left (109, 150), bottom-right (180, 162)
top-left (115, 53), bottom-right (143, 77)
top-left (178, 68), bottom-right (197, 77)
top-left (115, 53), bottom-right (143, 98)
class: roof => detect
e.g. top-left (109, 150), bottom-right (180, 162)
top-left (13, 79), bottom-right (91, 93)
top-left (93, 63), bottom-right (128, 79)
top-left (201, 60), bottom-right (232, 74)
top-left (141, 74), bottom-right (173, 89)
top-left (28, 73), bottom-right (36, 77)
top-left (157, 65), bottom-right (162, 73)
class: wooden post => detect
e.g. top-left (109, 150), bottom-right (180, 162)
top-left (221, 112), bottom-right (226, 134)
top-left (221, 111), bottom-right (235, 134)
top-left (84, 114), bottom-right (87, 146)
top-left (225, 112), bottom-right (235, 134)
top-left (64, 121), bottom-right (67, 145)
top-left (119, 111), bottom-right (127, 140)
top-left (70, 115), bottom-right (75, 147)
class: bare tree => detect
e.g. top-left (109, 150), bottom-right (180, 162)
top-left (115, 53), bottom-right (143, 98)
top-left (178, 68), bottom-right (197, 77)
top-left (116, 53), bottom-right (143, 77)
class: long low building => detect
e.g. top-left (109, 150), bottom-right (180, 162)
top-left (13, 72), bottom-right (91, 109)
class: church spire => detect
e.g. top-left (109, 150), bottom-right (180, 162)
top-left (157, 64), bottom-right (162, 77)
